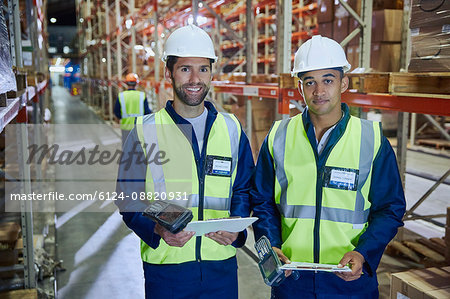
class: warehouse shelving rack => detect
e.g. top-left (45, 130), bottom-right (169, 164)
top-left (77, 0), bottom-right (449, 226)
top-left (0, 0), bottom-right (49, 292)
top-left (76, 0), bottom-right (319, 124)
top-left (210, 0), bottom-right (449, 226)
top-left (77, 0), bottom-right (171, 119)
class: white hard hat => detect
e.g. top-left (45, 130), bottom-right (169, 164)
top-left (162, 24), bottom-right (218, 63)
top-left (291, 35), bottom-right (351, 77)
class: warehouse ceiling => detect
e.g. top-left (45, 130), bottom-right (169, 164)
top-left (46, 0), bottom-right (77, 57)
top-left (47, 0), bottom-right (76, 26)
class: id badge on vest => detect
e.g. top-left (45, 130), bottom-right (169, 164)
top-left (323, 166), bottom-right (359, 191)
top-left (205, 155), bottom-right (232, 177)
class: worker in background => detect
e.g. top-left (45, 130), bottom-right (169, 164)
top-left (251, 35), bottom-right (406, 298)
top-left (115, 24), bottom-right (254, 299)
top-left (114, 72), bottom-right (151, 144)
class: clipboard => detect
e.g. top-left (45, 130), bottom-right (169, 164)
top-left (184, 217), bottom-right (258, 236)
top-left (280, 262), bottom-right (352, 272)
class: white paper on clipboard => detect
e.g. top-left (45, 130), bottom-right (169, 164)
top-left (184, 217), bottom-right (258, 236)
top-left (280, 262), bottom-right (352, 272)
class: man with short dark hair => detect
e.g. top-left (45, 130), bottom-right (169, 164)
top-left (116, 25), bottom-right (254, 299)
top-left (251, 35), bottom-right (406, 298)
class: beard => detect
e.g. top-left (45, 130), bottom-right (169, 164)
top-left (173, 82), bottom-right (210, 107)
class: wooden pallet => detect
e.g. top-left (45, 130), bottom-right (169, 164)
top-left (347, 72), bottom-right (450, 95)
top-left (279, 73), bottom-right (299, 88)
top-left (416, 139), bottom-right (450, 149)
top-left (347, 72), bottom-right (390, 93)
top-left (387, 237), bottom-right (448, 267)
top-left (388, 207), bottom-right (450, 266)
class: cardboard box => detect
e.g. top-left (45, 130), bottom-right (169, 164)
top-left (0, 289), bottom-right (38, 299)
top-left (346, 45), bottom-right (360, 71)
top-left (348, 18), bottom-right (361, 46)
top-left (372, 10), bottom-right (403, 42)
top-left (348, 10), bottom-right (403, 45)
top-left (252, 98), bottom-right (275, 131)
top-left (304, 14), bottom-right (318, 28)
top-left (0, 249), bottom-right (18, 267)
top-left (371, 42), bottom-right (401, 72)
top-left (424, 288), bottom-right (450, 299)
top-left (410, 0), bottom-right (450, 28)
top-left (333, 17), bottom-right (349, 43)
top-left (230, 101), bottom-right (247, 129)
top-left (334, 0), bottom-right (361, 17)
top-left (254, 130), bottom-right (268, 149)
top-left (252, 109), bottom-right (274, 131)
top-left (317, 0), bottom-right (334, 23)
top-left (373, 0), bottom-right (404, 10)
top-left (135, 0), bottom-right (149, 8)
top-left (251, 130), bottom-right (270, 161)
top-left (391, 267), bottom-right (450, 299)
top-left (408, 25), bottom-right (450, 72)
top-left (252, 97), bottom-right (276, 110)
top-left (0, 222), bottom-right (21, 245)
top-left (318, 21), bottom-right (333, 39)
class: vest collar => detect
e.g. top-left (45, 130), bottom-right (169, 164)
top-left (302, 103), bottom-right (351, 136)
top-left (165, 100), bottom-right (218, 125)
top-left (164, 100), bottom-right (219, 161)
top-left (301, 103), bottom-right (351, 158)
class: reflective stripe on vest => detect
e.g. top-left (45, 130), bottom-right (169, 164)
top-left (135, 109), bottom-right (241, 264)
top-left (136, 113), bottom-right (239, 210)
top-left (120, 91), bottom-right (145, 130)
top-left (136, 114), bottom-right (167, 194)
top-left (176, 194), bottom-right (231, 210)
top-left (221, 113), bottom-right (240, 203)
top-left (272, 117), bottom-right (376, 226)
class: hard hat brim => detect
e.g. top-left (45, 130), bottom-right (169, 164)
top-left (291, 63), bottom-right (351, 78)
top-left (162, 54), bottom-right (218, 63)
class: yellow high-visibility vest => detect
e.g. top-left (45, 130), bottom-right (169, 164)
top-left (268, 114), bottom-right (382, 264)
top-left (119, 90), bottom-right (146, 130)
top-left (135, 108), bottom-right (241, 264)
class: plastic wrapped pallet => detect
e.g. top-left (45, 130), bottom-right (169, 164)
top-left (0, 2), bottom-right (17, 95)
top-left (408, 25), bottom-right (450, 72)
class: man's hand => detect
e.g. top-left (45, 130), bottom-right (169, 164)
top-left (205, 231), bottom-right (238, 245)
top-left (272, 247), bottom-right (292, 277)
top-left (335, 251), bottom-right (365, 281)
top-left (154, 223), bottom-right (195, 247)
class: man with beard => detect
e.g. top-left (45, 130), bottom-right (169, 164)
top-left (115, 24), bottom-right (254, 299)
